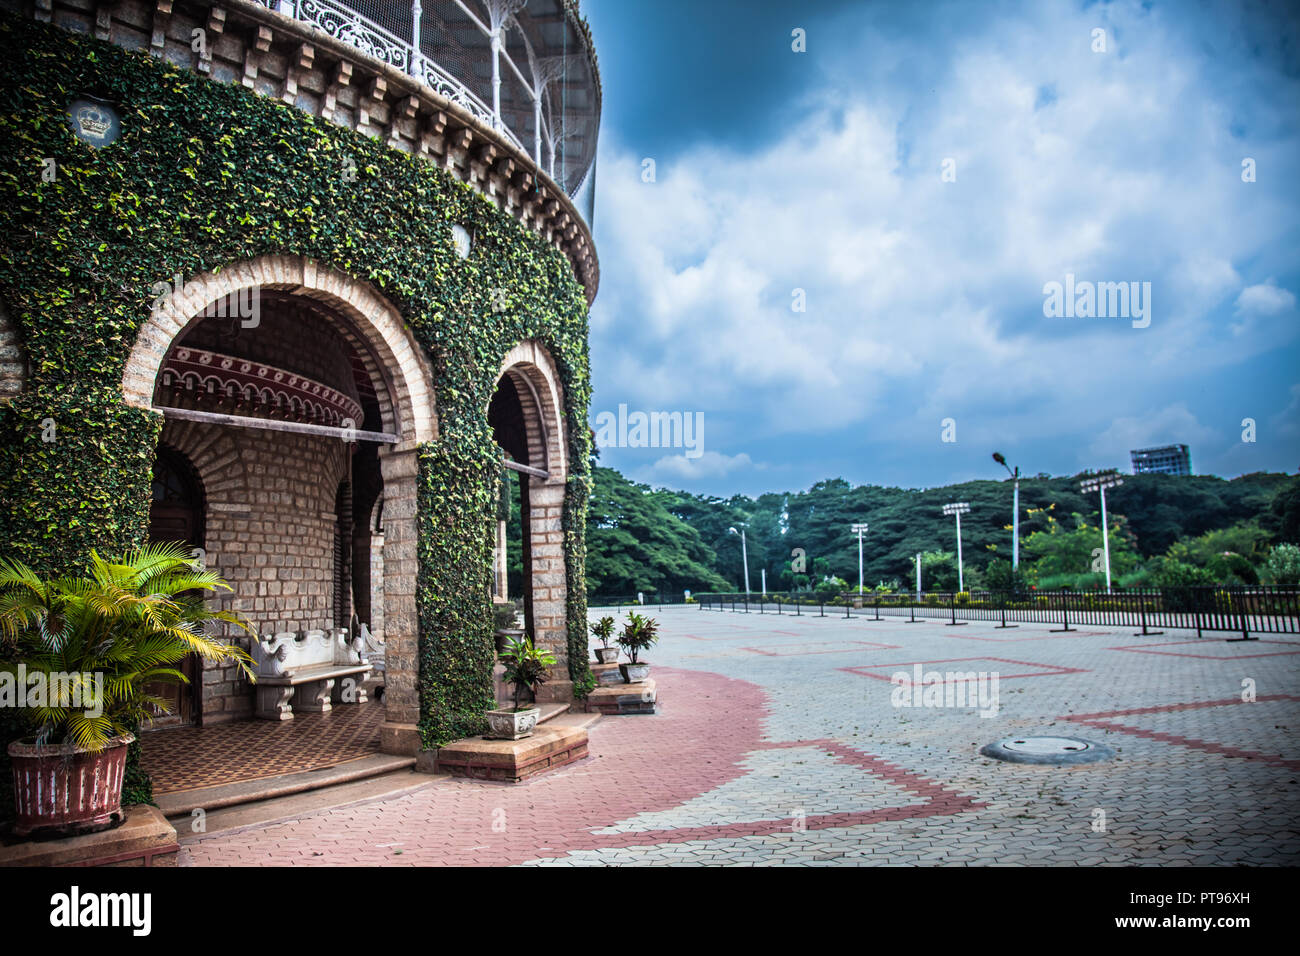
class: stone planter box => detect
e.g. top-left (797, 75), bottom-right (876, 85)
top-left (7, 734), bottom-right (134, 837)
top-left (593, 646), bottom-right (619, 664)
top-left (619, 661), bottom-right (651, 683)
top-left (484, 707), bottom-right (540, 740)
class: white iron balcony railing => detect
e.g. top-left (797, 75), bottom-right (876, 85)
top-left (257, 0), bottom-right (537, 164)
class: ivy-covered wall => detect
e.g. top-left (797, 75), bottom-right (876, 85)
top-left (0, 14), bottom-right (595, 761)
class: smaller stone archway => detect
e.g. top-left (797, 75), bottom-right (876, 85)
top-left (489, 340), bottom-right (571, 697)
top-left (122, 255), bottom-right (436, 756)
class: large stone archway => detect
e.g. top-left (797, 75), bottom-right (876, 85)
top-left (122, 255), bottom-right (436, 755)
top-left (490, 339), bottom-right (571, 696)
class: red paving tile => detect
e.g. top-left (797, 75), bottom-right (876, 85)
top-left (185, 665), bottom-right (980, 866)
top-left (1062, 694), bottom-right (1300, 770)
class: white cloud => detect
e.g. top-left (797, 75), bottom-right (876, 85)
top-left (642, 451), bottom-right (757, 482)
top-left (588, 0), bottom-right (1300, 487)
top-left (1085, 403), bottom-right (1217, 469)
top-left (1235, 279), bottom-right (1296, 315)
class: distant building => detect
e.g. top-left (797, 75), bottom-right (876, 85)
top-left (1131, 444), bottom-right (1193, 476)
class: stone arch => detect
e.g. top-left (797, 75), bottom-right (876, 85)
top-left (121, 255), bottom-right (436, 444)
top-left (123, 255), bottom-right (432, 754)
top-left (155, 420), bottom-right (251, 508)
top-left (490, 339), bottom-right (571, 699)
top-left (493, 339), bottom-right (568, 483)
top-left (0, 297), bottom-right (28, 403)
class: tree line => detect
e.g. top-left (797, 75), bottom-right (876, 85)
top-left (566, 466), bottom-right (1300, 599)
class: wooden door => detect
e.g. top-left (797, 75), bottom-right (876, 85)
top-left (146, 450), bottom-right (203, 726)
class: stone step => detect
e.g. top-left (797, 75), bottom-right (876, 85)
top-left (0, 806), bottom-right (180, 867)
top-left (434, 724), bottom-right (589, 783)
top-left (585, 678), bottom-right (658, 716)
top-left (591, 662), bottom-right (623, 685)
top-left (170, 769), bottom-right (436, 840)
top-left (545, 710), bottom-right (602, 731)
top-left (155, 752), bottom-right (415, 818)
top-left (536, 702), bottom-right (570, 724)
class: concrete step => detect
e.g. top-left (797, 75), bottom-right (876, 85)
top-left (171, 768), bottom-right (436, 841)
top-left (536, 702), bottom-right (570, 724)
top-left (155, 752), bottom-right (415, 818)
top-left (545, 710), bottom-right (602, 731)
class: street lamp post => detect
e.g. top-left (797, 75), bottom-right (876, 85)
top-left (942, 502), bottom-right (971, 591)
top-left (729, 526), bottom-right (751, 596)
top-left (1079, 471), bottom-right (1124, 592)
top-left (851, 522), bottom-right (869, 594)
top-left (992, 452), bottom-right (1021, 570)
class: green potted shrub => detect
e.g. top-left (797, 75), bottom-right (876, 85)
top-left (0, 544), bottom-right (255, 836)
top-left (492, 599), bottom-right (524, 654)
top-left (486, 636), bottom-right (557, 740)
top-left (616, 611), bottom-right (659, 683)
top-left (590, 615), bottom-right (618, 663)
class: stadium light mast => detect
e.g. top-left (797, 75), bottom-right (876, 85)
top-left (729, 526), bottom-right (751, 596)
top-left (942, 502), bottom-right (971, 591)
top-left (1079, 471), bottom-right (1123, 592)
top-left (992, 452), bottom-right (1021, 569)
top-left (851, 522), bottom-right (869, 594)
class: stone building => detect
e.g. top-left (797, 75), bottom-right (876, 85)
top-left (0, 0), bottom-right (600, 767)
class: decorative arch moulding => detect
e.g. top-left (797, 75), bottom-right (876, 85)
top-left (122, 256), bottom-right (439, 446)
top-left (160, 346), bottom-right (365, 428)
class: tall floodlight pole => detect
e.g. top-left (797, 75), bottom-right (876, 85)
top-left (915, 552), bottom-right (922, 600)
top-left (729, 527), bottom-right (751, 596)
top-left (851, 522), bottom-right (869, 594)
top-left (942, 502), bottom-right (971, 591)
top-left (992, 452), bottom-right (1021, 569)
top-left (1079, 471), bottom-right (1124, 592)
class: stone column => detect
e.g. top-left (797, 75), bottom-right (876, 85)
top-left (528, 474), bottom-right (571, 702)
top-left (377, 443), bottom-right (421, 754)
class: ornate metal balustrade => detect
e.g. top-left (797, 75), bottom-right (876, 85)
top-left (255, 0), bottom-right (544, 164)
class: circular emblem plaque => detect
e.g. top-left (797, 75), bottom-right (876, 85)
top-left (68, 96), bottom-right (121, 148)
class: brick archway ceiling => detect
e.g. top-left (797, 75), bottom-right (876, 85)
top-left (158, 291), bottom-right (394, 433)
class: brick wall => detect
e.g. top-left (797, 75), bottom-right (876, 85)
top-left (161, 417), bottom-right (350, 724)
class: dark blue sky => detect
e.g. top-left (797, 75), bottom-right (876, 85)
top-left (581, 0), bottom-right (1300, 496)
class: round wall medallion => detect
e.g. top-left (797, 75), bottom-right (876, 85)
top-left (979, 735), bottom-right (1114, 765)
top-left (450, 224), bottom-right (472, 259)
top-left (68, 95), bottom-right (121, 148)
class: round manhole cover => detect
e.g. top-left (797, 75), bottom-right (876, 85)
top-left (980, 735), bottom-right (1114, 765)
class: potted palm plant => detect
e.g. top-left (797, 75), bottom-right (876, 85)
top-left (0, 543), bottom-right (255, 837)
top-left (617, 611), bottom-right (658, 683)
top-left (590, 615), bottom-right (618, 663)
top-left (485, 636), bottom-right (556, 740)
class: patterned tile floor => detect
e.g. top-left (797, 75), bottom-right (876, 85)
top-left (141, 702), bottom-right (383, 793)
top-left (181, 609), bottom-right (1300, 865)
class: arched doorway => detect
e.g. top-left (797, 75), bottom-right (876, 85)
top-left (488, 341), bottom-right (571, 698)
top-left (146, 446), bottom-right (205, 726)
top-left (122, 256), bottom-right (436, 757)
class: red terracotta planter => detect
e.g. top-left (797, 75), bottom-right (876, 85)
top-left (7, 734), bottom-right (134, 837)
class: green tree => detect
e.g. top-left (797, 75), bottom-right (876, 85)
top-left (1021, 512), bottom-right (1139, 584)
top-left (583, 468), bottom-right (731, 598)
top-left (1263, 543), bottom-right (1300, 586)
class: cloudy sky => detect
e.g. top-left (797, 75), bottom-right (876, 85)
top-left (580, 0), bottom-right (1300, 497)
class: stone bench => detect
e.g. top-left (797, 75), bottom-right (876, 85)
top-left (251, 628), bottom-right (373, 721)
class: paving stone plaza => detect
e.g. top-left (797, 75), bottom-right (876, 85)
top-left (182, 607), bottom-right (1299, 866)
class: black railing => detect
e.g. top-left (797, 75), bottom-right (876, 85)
top-left (693, 587), bottom-right (1300, 638)
top-left (587, 593), bottom-right (693, 611)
